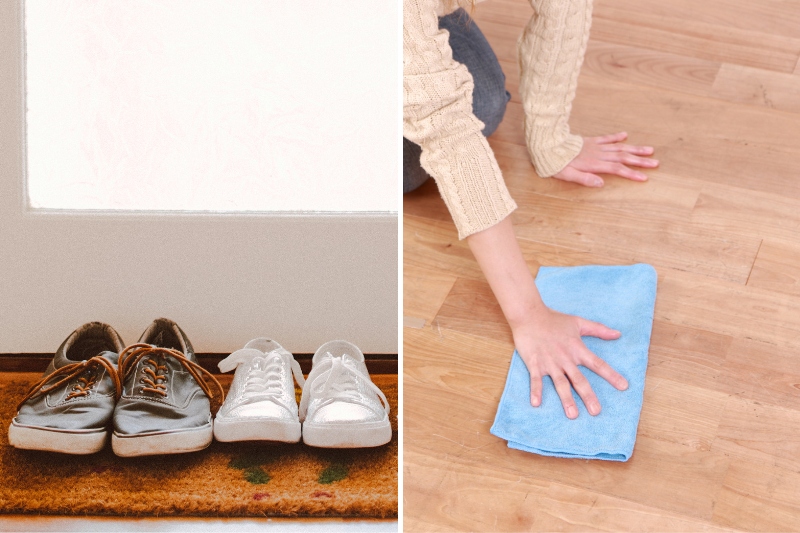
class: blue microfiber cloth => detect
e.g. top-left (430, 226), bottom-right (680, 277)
top-left (490, 264), bottom-right (657, 462)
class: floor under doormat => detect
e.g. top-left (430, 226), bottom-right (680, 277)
top-left (0, 373), bottom-right (397, 518)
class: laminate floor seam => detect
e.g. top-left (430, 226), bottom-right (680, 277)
top-left (744, 238), bottom-right (764, 286)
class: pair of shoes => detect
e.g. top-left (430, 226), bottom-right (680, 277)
top-left (8, 319), bottom-right (223, 456)
top-left (214, 339), bottom-right (391, 448)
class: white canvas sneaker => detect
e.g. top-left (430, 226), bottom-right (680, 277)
top-left (213, 338), bottom-right (305, 443)
top-left (300, 340), bottom-right (391, 448)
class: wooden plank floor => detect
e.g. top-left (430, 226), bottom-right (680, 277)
top-left (403, 0), bottom-right (800, 530)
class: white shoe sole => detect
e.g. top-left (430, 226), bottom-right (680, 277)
top-left (302, 419), bottom-right (392, 448)
top-left (8, 419), bottom-right (107, 454)
top-left (213, 416), bottom-right (301, 443)
top-left (111, 423), bottom-right (212, 457)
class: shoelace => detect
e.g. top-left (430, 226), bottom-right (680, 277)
top-left (118, 343), bottom-right (225, 415)
top-left (219, 348), bottom-right (305, 415)
top-left (70, 375), bottom-right (99, 398)
top-left (16, 356), bottom-right (121, 411)
top-left (141, 356), bottom-right (169, 395)
top-left (298, 352), bottom-right (389, 420)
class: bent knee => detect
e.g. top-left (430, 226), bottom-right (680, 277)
top-left (474, 83), bottom-right (510, 136)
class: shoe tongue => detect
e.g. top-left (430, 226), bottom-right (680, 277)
top-left (244, 338), bottom-right (291, 357)
top-left (218, 346), bottom-right (287, 374)
top-left (97, 350), bottom-right (120, 365)
top-left (138, 318), bottom-right (194, 360)
top-left (152, 331), bottom-right (165, 347)
top-left (312, 340), bottom-right (364, 366)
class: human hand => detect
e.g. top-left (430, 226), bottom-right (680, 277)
top-left (511, 307), bottom-right (629, 419)
top-left (552, 132), bottom-right (658, 187)
top-left (465, 217), bottom-right (630, 419)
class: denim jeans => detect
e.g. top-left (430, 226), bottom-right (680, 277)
top-left (403, 8), bottom-right (511, 193)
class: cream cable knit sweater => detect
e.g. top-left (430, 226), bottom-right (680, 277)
top-left (403, 0), bottom-right (592, 239)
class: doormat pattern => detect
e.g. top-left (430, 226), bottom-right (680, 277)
top-left (0, 373), bottom-right (397, 518)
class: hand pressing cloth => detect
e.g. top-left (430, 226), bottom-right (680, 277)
top-left (490, 264), bottom-right (657, 461)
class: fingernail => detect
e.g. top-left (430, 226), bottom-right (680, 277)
top-left (567, 406), bottom-right (578, 418)
top-left (593, 179), bottom-right (603, 187)
top-left (620, 379), bottom-right (629, 390)
top-left (532, 397), bottom-right (541, 407)
top-left (637, 173), bottom-right (648, 181)
top-left (589, 402), bottom-right (600, 415)
top-left (650, 160), bottom-right (659, 166)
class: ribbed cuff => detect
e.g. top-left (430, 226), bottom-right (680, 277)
top-left (456, 200), bottom-right (517, 240)
top-left (530, 133), bottom-right (584, 178)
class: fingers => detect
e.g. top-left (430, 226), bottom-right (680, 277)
top-left (601, 151), bottom-right (659, 169)
top-left (530, 371), bottom-right (543, 407)
top-left (592, 131), bottom-right (627, 144)
top-left (551, 373), bottom-right (579, 419)
top-left (601, 143), bottom-right (655, 156)
top-left (591, 132), bottom-right (654, 155)
top-left (578, 318), bottom-right (621, 340)
top-left (581, 348), bottom-right (629, 391)
top-left (577, 319), bottom-right (627, 390)
top-left (556, 167), bottom-right (605, 187)
top-left (594, 161), bottom-right (648, 182)
top-left (565, 365), bottom-right (601, 416)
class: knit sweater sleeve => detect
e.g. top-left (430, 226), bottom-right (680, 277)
top-left (519, 0), bottom-right (592, 178)
top-left (403, 0), bottom-right (517, 240)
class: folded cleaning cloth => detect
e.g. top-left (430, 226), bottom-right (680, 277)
top-left (490, 264), bottom-right (657, 461)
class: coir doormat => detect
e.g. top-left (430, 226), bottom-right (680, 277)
top-left (0, 373), bottom-right (397, 518)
